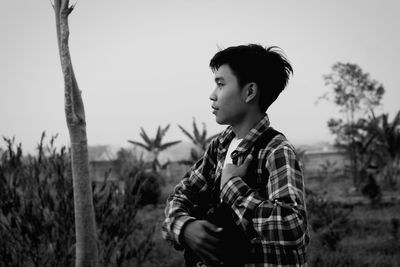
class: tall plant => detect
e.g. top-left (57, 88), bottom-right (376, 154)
top-left (128, 125), bottom-right (181, 171)
top-left (362, 111), bottom-right (400, 186)
top-left (52, 1), bottom-right (98, 266)
top-left (178, 118), bottom-right (218, 165)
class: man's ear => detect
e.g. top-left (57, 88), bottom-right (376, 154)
top-left (245, 83), bottom-right (258, 103)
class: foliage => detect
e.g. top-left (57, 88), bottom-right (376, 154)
top-left (0, 134), bottom-right (156, 266)
top-left (139, 194), bottom-right (400, 267)
top-left (128, 125), bottom-right (181, 171)
top-left (307, 203), bottom-right (400, 267)
top-left (360, 171), bottom-right (382, 205)
top-left (306, 171), bottom-right (400, 266)
top-left (178, 118), bottom-right (218, 165)
top-left (321, 62), bottom-right (386, 186)
top-left (374, 111), bottom-right (400, 159)
top-left (317, 160), bottom-right (339, 181)
top-left (128, 125), bottom-right (181, 152)
top-left (356, 111), bottom-right (400, 160)
top-left (339, 110), bottom-right (400, 187)
top-left (94, 170), bottom-right (156, 266)
top-left (379, 160), bottom-right (400, 188)
top-left (2, 116), bottom-right (399, 266)
top-left (306, 189), bottom-right (352, 251)
top-left (114, 148), bottom-right (162, 207)
top-left (0, 135), bottom-right (75, 266)
top-left (178, 118), bottom-right (218, 151)
top-left (391, 217), bottom-right (399, 241)
top-left (362, 111), bottom-right (400, 187)
top-left (322, 62), bottom-right (385, 118)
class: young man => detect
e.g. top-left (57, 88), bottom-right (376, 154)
top-left (162, 44), bottom-right (309, 267)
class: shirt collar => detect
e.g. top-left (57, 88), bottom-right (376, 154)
top-left (218, 113), bottom-right (271, 152)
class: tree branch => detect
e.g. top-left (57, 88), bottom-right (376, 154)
top-left (57, 0), bottom-right (86, 127)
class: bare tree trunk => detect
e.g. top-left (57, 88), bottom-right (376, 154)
top-left (53, 1), bottom-right (98, 266)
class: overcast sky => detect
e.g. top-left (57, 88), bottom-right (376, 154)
top-left (1, 0), bottom-right (399, 154)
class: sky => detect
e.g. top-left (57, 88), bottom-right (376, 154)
top-left (1, 0), bottom-right (399, 154)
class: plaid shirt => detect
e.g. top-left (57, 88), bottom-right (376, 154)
top-left (162, 114), bottom-right (309, 266)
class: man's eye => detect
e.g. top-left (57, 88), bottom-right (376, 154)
top-left (217, 83), bottom-right (224, 87)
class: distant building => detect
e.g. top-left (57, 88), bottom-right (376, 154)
top-left (88, 145), bottom-right (119, 182)
top-left (87, 143), bottom-right (194, 182)
top-left (89, 160), bottom-right (119, 182)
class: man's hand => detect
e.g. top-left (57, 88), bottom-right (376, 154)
top-left (221, 154), bottom-right (253, 189)
top-left (182, 220), bottom-right (223, 264)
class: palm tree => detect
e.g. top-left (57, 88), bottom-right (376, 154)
top-left (178, 118), bottom-right (218, 165)
top-left (360, 111), bottom-right (400, 159)
top-left (364, 111), bottom-right (400, 185)
top-left (128, 124), bottom-right (181, 171)
top-left (376, 111), bottom-right (400, 160)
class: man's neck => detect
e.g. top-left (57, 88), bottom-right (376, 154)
top-left (231, 112), bottom-right (265, 139)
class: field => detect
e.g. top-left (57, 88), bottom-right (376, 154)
top-left (142, 167), bottom-right (400, 267)
top-left (305, 175), bottom-right (400, 267)
top-left (1, 141), bottom-right (399, 267)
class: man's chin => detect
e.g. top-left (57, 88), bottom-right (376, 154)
top-left (215, 117), bottom-right (228, 125)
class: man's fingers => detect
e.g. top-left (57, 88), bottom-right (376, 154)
top-left (242, 154), bottom-right (253, 166)
top-left (201, 238), bottom-right (221, 254)
top-left (198, 248), bottom-right (222, 265)
top-left (203, 221), bottom-right (223, 234)
top-left (196, 222), bottom-right (223, 264)
top-left (237, 154), bottom-right (253, 166)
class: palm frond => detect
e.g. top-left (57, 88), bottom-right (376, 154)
top-left (159, 140), bottom-right (181, 151)
top-left (154, 126), bottom-right (162, 147)
top-left (389, 110), bottom-right (400, 133)
top-left (178, 125), bottom-right (196, 144)
top-left (127, 140), bottom-right (151, 151)
top-left (192, 119), bottom-right (201, 142)
top-left (155, 125), bottom-right (171, 147)
top-left (160, 125), bottom-right (170, 139)
top-left (139, 127), bottom-right (153, 147)
top-left (200, 122), bottom-right (207, 143)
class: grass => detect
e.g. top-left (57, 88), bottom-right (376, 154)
top-left (305, 171), bottom-right (400, 267)
top-left (2, 136), bottom-right (398, 266)
top-left (148, 166), bottom-right (400, 267)
top-left (135, 205), bottom-right (185, 267)
top-left (308, 202), bottom-right (400, 266)
top-left (139, 202), bottom-right (400, 267)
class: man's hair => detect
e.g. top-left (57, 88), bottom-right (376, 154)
top-left (209, 44), bottom-right (293, 112)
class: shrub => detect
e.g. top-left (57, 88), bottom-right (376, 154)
top-left (136, 171), bottom-right (162, 206)
top-left (0, 134), bottom-right (156, 266)
top-left (114, 148), bottom-right (162, 207)
top-left (306, 189), bottom-right (352, 251)
top-left (0, 135), bottom-right (75, 266)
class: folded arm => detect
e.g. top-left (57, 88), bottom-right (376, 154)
top-left (220, 143), bottom-right (308, 247)
top-left (162, 140), bottom-right (218, 250)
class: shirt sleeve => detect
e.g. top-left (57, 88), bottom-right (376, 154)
top-left (220, 142), bottom-right (308, 247)
top-left (161, 139), bottom-right (218, 250)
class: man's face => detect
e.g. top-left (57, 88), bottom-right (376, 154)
top-left (209, 64), bottom-right (247, 125)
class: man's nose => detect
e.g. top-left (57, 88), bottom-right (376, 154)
top-left (209, 88), bottom-right (217, 101)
